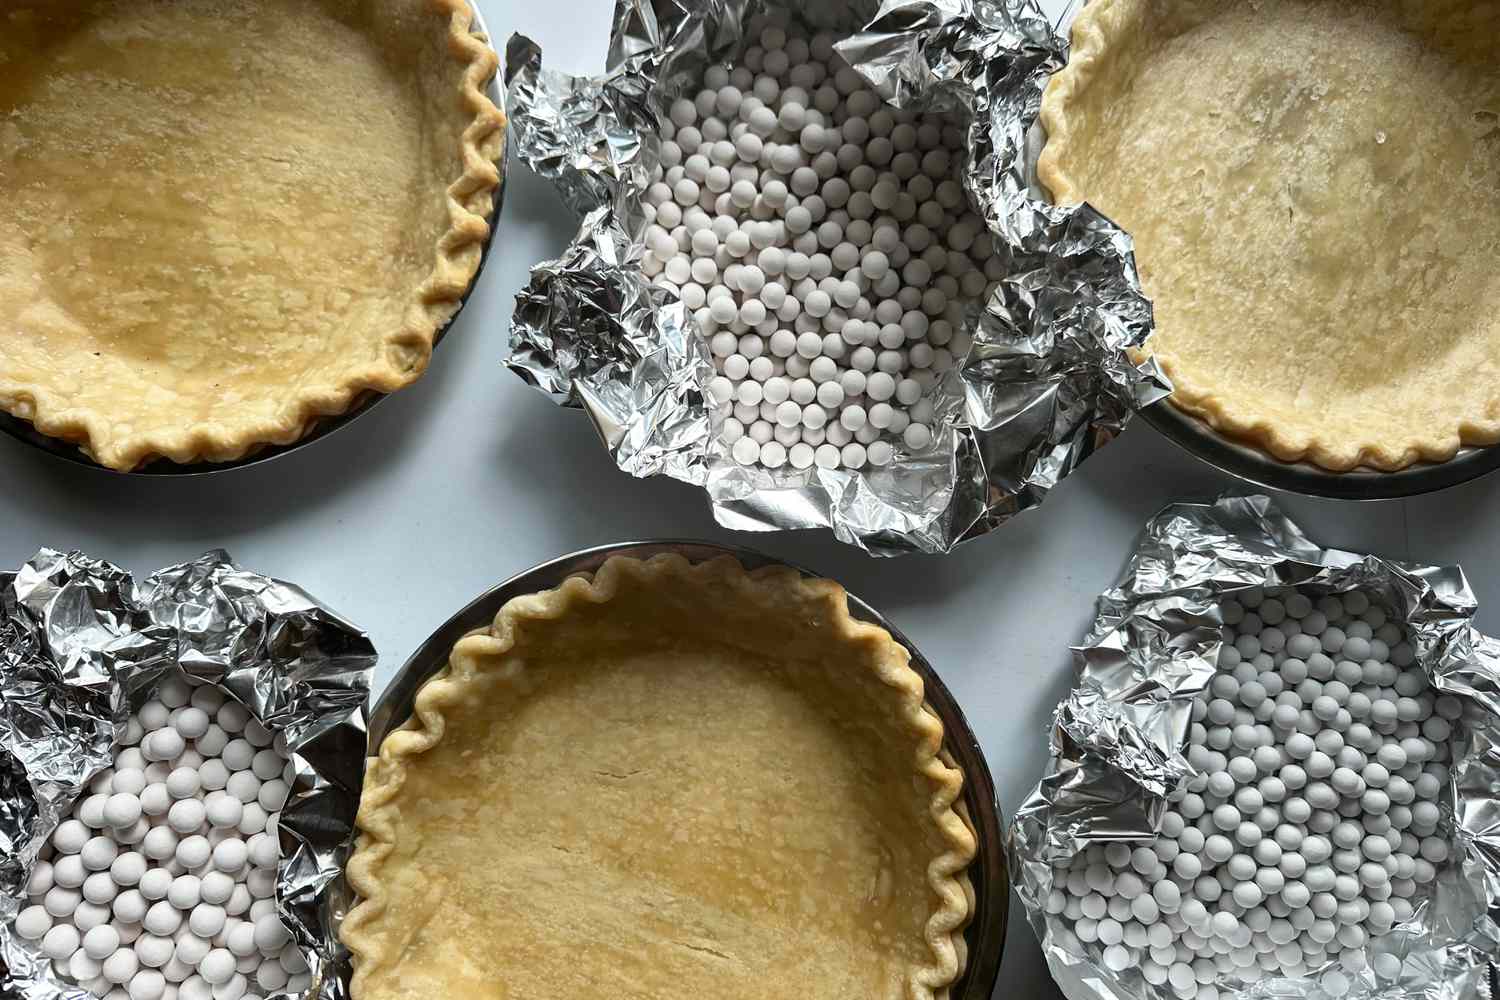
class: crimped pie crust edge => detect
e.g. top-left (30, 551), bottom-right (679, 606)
top-left (340, 553), bottom-right (978, 1000)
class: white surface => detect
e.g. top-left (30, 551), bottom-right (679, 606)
top-left (2, 2), bottom-right (1499, 997)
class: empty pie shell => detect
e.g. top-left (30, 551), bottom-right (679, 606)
top-left (341, 554), bottom-right (978, 1000)
top-left (1038, 0), bottom-right (1500, 472)
top-left (0, 0), bottom-right (506, 471)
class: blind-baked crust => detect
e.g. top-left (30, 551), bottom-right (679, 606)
top-left (342, 554), bottom-right (977, 1000)
top-left (0, 0), bottom-right (505, 471)
top-left (1039, 0), bottom-right (1500, 472)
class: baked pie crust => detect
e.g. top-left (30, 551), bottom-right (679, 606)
top-left (341, 555), bottom-right (977, 1000)
top-left (0, 0), bottom-right (505, 471)
top-left (1039, 0), bottom-right (1500, 471)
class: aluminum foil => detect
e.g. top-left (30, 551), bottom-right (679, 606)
top-left (1008, 495), bottom-right (1500, 1000)
top-left (505, 0), bottom-right (1168, 556)
top-left (0, 549), bottom-right (376, 1000)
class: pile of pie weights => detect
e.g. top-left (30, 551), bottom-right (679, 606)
top-left (1043, 587), bottom-right (1459, 1000)
top-left (13, 674), bottom-right (306, 1000)
top-left (641, 12), bottom-right (998, 472)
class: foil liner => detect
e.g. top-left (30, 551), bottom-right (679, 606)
top-left (0, 549), bottom-right (376, 1000)
top-left (505, 0), bottom-right (1168, 556)
top-left (1008, 495), bottom-right (1500, 1000)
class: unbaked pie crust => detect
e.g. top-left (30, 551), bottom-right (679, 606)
top-left (1039, 0), bottom-right (1500, 471)
top-left (0, 0), bottom-right (505, 470)
top-left (341, 554), bottom-right (977, 1000)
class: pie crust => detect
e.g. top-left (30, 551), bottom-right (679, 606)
top-left (1039, 0), bottom-right (1500, 471)
top-left (0, 0), bottom-right (506, 471)
top-left (341, 555), bottom-right (977, 1000)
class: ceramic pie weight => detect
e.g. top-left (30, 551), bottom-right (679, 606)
top-left (1009, 495), bottom-right (1500, 1000)
top-left (505, 0), bottom-right (1167, 555)
top-left (0, 550), bottom-right (376, 1000)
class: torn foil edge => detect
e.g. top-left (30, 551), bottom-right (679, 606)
top-left (0, 549), bottom-right (376, 1000)
top-left (1007, 494), bottom-right (1500, 1000)
top-left (504, 0), bottom-right (1169, 556)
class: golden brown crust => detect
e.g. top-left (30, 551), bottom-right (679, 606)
top-left (0, 0), bottom-right (505, 471)
top-left (341, 554), bottom-right (976, 1000)
top-left (1039, 0), bottom-right (1500, 472)
top-left (415, 0), bottom-right (508, 368)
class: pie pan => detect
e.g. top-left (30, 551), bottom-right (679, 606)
top-left (0, 5), bottom-right (506, 479)
top-left (1140, 401), bottom-right (1500, 500)
top-left (358, 539), bottom-right (1007, 1000)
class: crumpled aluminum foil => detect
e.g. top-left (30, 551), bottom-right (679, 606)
top-left (0, 549), bottom-right (376, 1000)
top-left (505, 0), bottom-right (1168, 556)
top-left (1008, 495), bottom-right (1500, 1000)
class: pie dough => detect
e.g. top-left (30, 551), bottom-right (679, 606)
top-left (0, 0), bottom-right (505, 471)
top-left (1039, 0), bottom-right (1500, 471)
top-left (341, 555), bottom-right (977, 1000)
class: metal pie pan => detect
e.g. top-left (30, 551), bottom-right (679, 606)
top-left (365, 540), bottom-right (1007, 1000)
top-left (1142, 400), bottom-right (1500, 501)
top-left (0, 6), bottom-right (506, 478)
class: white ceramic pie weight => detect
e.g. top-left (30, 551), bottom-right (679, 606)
top-left (0, 551), bottom-right (377, 1000)
top-left (504, 0), bottom-right (1168, 555)
top-left (1008, 495), bottom-right (1500, 1000)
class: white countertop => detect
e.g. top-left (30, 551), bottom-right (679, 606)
top-left (3, 2), bottom-right (1498, 996)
